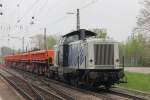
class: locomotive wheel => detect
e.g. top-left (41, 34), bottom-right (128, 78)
top-left (104, 84), bottom-right (111, 91)
top-left (71, 80), bottom-right (77, 87)
top-left (70, 78), bottom-right (79, 87)
top-left (49, 70), bottom-right (54, 78)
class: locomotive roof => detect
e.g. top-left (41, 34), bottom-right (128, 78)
top-left (63, 29), bottom-right (96, 37)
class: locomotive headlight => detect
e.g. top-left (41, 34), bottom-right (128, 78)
top-left (115, 59), bottom-right (120, 68)
top-left (90, 59), bottom-right (93, 63)
top-left (116, 59), bottom-right (119, 62)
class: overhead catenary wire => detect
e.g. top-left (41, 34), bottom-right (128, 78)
top-left (9, 0), bottom-right (100, 28)
top-left (31, 0), bottom-right (62, 27)
top-left (48, 0), bottom-right (100, 26)
top-left (8, 0), bottom-right (24, 17)
top-left (10, 0), bottom-right (100, 33)
top-left (1, 0), bottom-right (102, 49)
top-left (12, 0), bottom-right (100, 36)
top-left (32, 0), bottom-right (48, 18)
top-left (15, 0), bottom-right (98, 27)
top-left (28, 0), bottom-right (49, 26)
top-left (15, 0), bottom-right (41, 25)
top-left (52, 16), bottom-right (68, 25)
top-left (10, 0), bottom-right (42, 37)
top-left (80, 0), bottom-right (100, 10)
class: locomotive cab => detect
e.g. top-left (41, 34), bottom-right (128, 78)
top-left (55, 29), bottom-right (96, 67)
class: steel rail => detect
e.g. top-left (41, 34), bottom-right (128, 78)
top-left (0, 69), bottom-right (45, 100)
top-left (3, 68), bottom-right (68, 100)
top-left (114, 86), bottom-right (150, 98)
top-left (0, 73), bottom-right (34, 100)
top-left (15, 69), bottom-right (118, 100)
top-left (109, 89), bottom-right (147, 100)
top-left (9, 68), bottom-right (150, 100)
top-left (12, 68), bottom-right (75, 100)
top-left (32, 83), bottom-right (65, 100)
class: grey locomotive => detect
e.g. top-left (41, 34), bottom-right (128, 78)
top-left (54, 29), bottom-right (124, 89)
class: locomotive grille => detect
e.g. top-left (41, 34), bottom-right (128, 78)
top-left (94, 44), bottom-right (114, 65)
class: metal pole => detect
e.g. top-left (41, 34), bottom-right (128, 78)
top-left (38, 40), bottom-right (40, 50)
top-left (8, 34), bottom-right (10, 48)
top-left (26, 46), bottom-right (27, 52)
top-left (122, 56), bottom-right (125, 68)
top-left (13, 45), bottom-right (14, 54)
top-left (44, 28), bottom-right (47, 49)
top-left (77, 9), bottom-right (80, 30)
top-left (22, 37), bottom-right (24, 52)
top-left (0, 3), bottom-right (3, 16)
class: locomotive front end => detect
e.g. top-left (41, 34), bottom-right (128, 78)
top-left (87, 39), bottom-right (120, 69)
top-left (85, 39), bottom-right (124, 88)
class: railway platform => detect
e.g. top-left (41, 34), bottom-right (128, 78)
top-left (0, 69), bottom-right (24, 100)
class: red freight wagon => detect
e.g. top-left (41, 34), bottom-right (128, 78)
top-left (47, 50), bottom-right (54, 65)
top-left (31, 49), bottom-right (54, 64)
top-left (4, 55), bottom-right (10, 62)
top-left (4, 54), bottom-right (18, 64)
top-left (5, 55), bottom-right (15, 62)
top-left (11, 55), bottom-right (18, 62)
top-left (19, 53), bottom-right (31, 62)
top-left (13, 54), bottom-right (21, 62)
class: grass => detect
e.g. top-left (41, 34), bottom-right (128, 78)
top-left (118, 72), bottom-right (150, 93)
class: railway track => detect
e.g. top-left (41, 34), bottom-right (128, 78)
top-left (5, 68), bottom-right (150, 100)
top-left (21, 71), bottom-right (101, 100)
top-left (109, 89), bottom-right (148, 100)
top-left (31, 84), bottom-right (65, 100)
top-left (0, 69), bottom-right (65, 100)
top-left (5, 68), bottom-right (103, 100)
top-left (39, 74), bottom-right (148, 100)
top-left (114, 87), bottom-right (150, 99)
top-left (0, 69), bottom-right (44, 100)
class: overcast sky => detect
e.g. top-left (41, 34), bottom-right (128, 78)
top-left (0, 0), bottom-right (141, 49)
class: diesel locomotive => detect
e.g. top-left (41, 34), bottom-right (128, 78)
top-left (4, 29), bottom-right (124, 89)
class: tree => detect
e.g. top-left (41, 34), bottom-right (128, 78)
top-left (122, 33), bottom-right (146, 66)
top-left (90, 28), bottom-right (107, 38)
top-left (47, 35), bottom-right (57, 49)
top-left (133, 0), bottom-right (150, 66)
top-left (135, 0), bottom-right (150, 40)
top-left (31, 34), bottom-right (44, 49)
top-left (31, 34), bottom-right (57, 50)
top-left (126, 34), bottom-right (145, 57)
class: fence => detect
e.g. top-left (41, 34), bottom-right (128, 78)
top-left (119, 56), bottom-right (150, 67)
